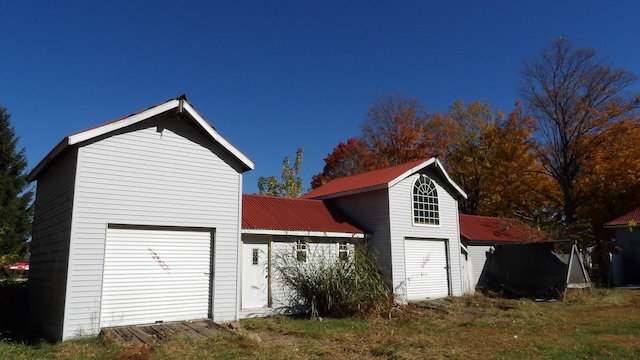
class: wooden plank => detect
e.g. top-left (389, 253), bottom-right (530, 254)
top-left (100, 320), bottom-right (229, 344)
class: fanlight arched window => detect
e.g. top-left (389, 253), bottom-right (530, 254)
top-left (413, 175), bottom-right (439, 225)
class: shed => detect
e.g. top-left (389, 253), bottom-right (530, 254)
top-left (460, 215), bottom-right (590, 298)
top-left (303, 158), bottom-right (468, 302)
top-left (27, 96), bottom-right (254, 341)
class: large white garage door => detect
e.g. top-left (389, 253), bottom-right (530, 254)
top-left (101, 226), bottom-right (213, 328)
top-left (404, 239), bottom-right (450, 301)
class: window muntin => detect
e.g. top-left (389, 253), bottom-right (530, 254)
top-left (296, 239), bottom-right (307, 262)
top-left (339, 242), bottom-right (349, 261)
top-left (413, 174), bottom-right (439, 225)
top-left (252, 248), bottom-right (259, 265)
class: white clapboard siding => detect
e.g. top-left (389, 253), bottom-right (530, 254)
top-left (389, 171), bottom-right (463, 298)
top-left (28, 150), bottom-right (78, 340)
top-left (467, 245), bottom-right (492, 286)
top-left (62, 116), bottom-right (242, 339)
top-left (404, 239), bottom-right (450, 300)
top-left (331, 190), bottom-right (392, 278)
top-left (101, 227), bottom-right (212, 327)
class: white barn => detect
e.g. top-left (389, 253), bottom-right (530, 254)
top-left (302, 159), bottom-right (468, 301)
top-left (28, 97), bottom-right (470, 341)
top-left (27, 97), bottom-right (254, 341)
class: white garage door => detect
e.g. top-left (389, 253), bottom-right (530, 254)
top-left (404, 239), bottom-right (450, 300)
top-left (101, 226), bottom-right (213, 328)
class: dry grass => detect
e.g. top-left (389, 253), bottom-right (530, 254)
top-left (2, 286), bottom-right (640, 359)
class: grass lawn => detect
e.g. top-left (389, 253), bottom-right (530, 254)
top-left (2, 280), bottom-right (639, 359)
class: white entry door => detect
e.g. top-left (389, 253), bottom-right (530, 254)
top-left (404, 239), bottom-right (450, 300)
top-left (101, 226), bottom-right (212, 328)
top-left (242, 242), bottom-right (269, 309)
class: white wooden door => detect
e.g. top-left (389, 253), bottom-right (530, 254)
top-left (404, 239), bottom-right (450, 300)
top-left (101, 227), bottom-right (212, 328)
top-left (242, 242), bottom-right (269, 309)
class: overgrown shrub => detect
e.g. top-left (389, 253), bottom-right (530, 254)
top-left (273, 243), bottom-right (392, 318)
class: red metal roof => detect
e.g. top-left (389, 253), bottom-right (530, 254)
top-left (604, 207), bottom-right (640, 227)
top-left (242, 194), bottom-right (368, 234)
top-left (302, 159), bottom-right (432, 199)
top-left (459, 214), bottom-right (550, 244)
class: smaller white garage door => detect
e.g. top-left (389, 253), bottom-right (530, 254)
top-left (101, 226), bottom-right (213, 328)
top-left (404, 239), bottom-right (450, 300)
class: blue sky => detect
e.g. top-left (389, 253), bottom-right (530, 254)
top-left (2, 1), bottom-right (639, 194)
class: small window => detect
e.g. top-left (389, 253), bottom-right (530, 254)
top-left (339, 242), bottom-right (349, 261)
top-left (296, 239), bottom-right (307, 262)
top-left (252, 248), bottom-right (259, 265)
top-left (413, 174), bottom-right (439, 225)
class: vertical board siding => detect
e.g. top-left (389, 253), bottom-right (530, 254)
top-left (28, 150), bottom-right (78, 341)
top-left (65, 116), bottom-right (242, 339)
top-left (389, 170), bottom-right (463, 298)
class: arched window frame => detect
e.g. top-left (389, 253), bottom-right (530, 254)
top-left (413, 174), bottom-right (440, 225)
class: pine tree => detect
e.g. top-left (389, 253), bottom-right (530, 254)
top-left (0, 104), bottom-right (33, 256)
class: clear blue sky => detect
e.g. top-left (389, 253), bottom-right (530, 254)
top-left (2, 1), bottom-right (639, 194)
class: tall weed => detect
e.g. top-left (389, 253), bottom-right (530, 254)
top-left (273, 244), bottom-right (392, 318)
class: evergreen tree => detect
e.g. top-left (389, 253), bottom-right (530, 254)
top-left (0, 104), bottom-right (33, 256)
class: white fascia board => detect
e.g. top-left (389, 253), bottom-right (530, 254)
top-left (68, 100), bottom-right (180, 145)
top-left (388, 158), bottom-right (436, 188)
top-left (388, 158), bottom-right (467, 199)
top-left (241, 229), bottom-right (366, 239)
top-left (182, 102), bottom-right (255, 171)
top-left (29, 100), bottom-right (181, 182)
top-left (434, 158), bottom-right (467, 199)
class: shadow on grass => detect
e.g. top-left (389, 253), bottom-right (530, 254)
top-left (0, 278), bottom-right (46, 344)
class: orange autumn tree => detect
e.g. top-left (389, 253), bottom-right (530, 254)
top-left (438, 100), bottom-right (501, 214)
top-left (577, 118), bottom-right (640, 240)
top-left (438, 100), bottom-right (554, 219)
top-left (312, 96), bottom-right (554, 228)
top-left (361, 93), bottom-right (435, 168)
top-left (311, 93), bottom-right (441, 189)
top-left (311, 138), bottom-right (374, 189)
top-left (478, 103), bottom-right (557, 222)
top-left (520, 38), bottom-right (640, 229)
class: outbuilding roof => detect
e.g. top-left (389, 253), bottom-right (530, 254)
top-left (27, 95), bottom-right (254, 181)
top-left (242, 194), bottom-right (368, 238)
top-left (603, 207), bottom-right (640, 227)
top-left (302, 158), bottom-right (466, 200)
top-left (459, 214), bottom-right (551, 245)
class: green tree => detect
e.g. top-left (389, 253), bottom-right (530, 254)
top-left (519, 38), bottom-right (640, 227)
top-left (0, 105), bottom-right (33, 256)
top-left (258, 147), bottom-right (304, 198)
